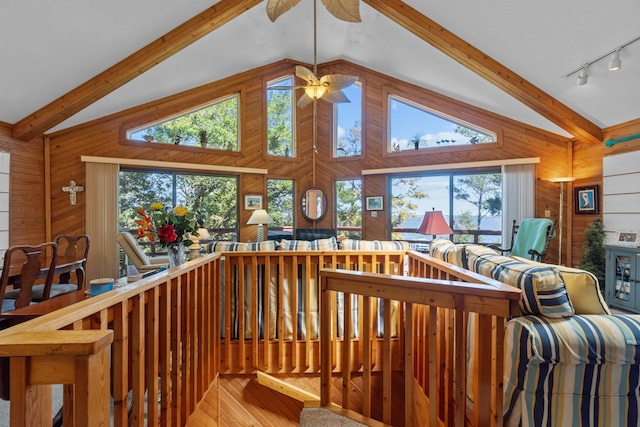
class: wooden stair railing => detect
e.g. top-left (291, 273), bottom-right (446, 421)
top-left (320, 252), bottom-right (521, 427)
top-left (0, 330), bottom-right (113, 427)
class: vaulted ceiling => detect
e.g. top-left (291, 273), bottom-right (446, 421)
top-left (2, 0), bottom-right (639, 143)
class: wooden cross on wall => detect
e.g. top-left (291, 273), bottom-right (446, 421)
top-left (62, 180), bottom-right (84, 205)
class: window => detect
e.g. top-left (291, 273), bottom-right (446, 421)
top-left (119, 169), bottom-right (239, 247)
top-left (267, 76), bottom-right (295, 157)
top-left (335, 179), bottom-right (362, 238)
top-left (127, 95), bottom-right (240, 151)
top-left (334, 83), bottom-right (362, 157)
top-left (388, 95), bottom-right (496, 153)
top-left (391, 170), bottom-right (502, 244)
top-left (267, 178), bottom-right (294, 231)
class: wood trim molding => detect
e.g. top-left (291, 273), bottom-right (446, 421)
top-left (12, 0), bottom-right (263, 141)
top-left (363, 0), bottom-right (603, 145)
top-left (362, 157), bottom-right (540, 175)
top-left (80, 155), bottom-right (268, 175)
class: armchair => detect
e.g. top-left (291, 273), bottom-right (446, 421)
top-left (116, 232), bottom-right (169, 273)
top-left (490, 218), bottom-right (557, 262)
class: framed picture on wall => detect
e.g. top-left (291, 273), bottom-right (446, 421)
top-left (575, 185), bottom-right (599, 214)
top-left (366, 196), bottom-right (383, 211)
top-left (244, 195), bottom-right (262, 210)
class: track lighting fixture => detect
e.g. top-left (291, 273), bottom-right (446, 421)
top-left (577, 66), bottom-right (588, 86)
top-left (608, 49), bottom-right (621, 72)
top-left (563, 34), bottom-right (639, 85)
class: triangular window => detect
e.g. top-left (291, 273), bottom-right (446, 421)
top-left (388, 95), bottom-right (496, 153)
top-left (127, 94), bottom-right (239, 151)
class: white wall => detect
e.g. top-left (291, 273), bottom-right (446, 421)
top-left (603, 150), bottom-right (640, 245)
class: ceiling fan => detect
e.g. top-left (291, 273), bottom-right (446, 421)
top-left (266, 0), bottom-right (361, 23)
top-left (267, 0), bottom-right (360, 108)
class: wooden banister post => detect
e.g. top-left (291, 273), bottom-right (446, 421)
top-left (0, 330), bottom-right (113, 427)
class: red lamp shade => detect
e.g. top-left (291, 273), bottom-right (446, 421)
top-left (416, 210), bottom-right (453, 237)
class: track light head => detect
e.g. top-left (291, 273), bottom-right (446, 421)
top-left (608, 49), bottom-right (622, 71)
top-left (577, 66), bottom-right (589, 86)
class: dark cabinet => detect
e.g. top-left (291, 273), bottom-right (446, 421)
top-left (605, 245), bottom-right (640, 313)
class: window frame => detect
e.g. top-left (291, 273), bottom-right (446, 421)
top-left (265, 74), bottom-right (297, 159)
top-left (332, 81), bottom-right (364, 159)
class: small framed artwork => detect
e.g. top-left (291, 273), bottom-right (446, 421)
top-left (574, 185), bottom-right (599, 215)
top-left (244, 195), bottom-right (262, 210)
top-left (366, 196), bottom-right (383, 211)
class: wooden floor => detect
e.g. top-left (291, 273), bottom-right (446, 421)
top-left (187, 372), bottom-right (407, 426)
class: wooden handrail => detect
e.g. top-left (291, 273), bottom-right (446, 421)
top-left (320, 252), bottom-right (521, 426)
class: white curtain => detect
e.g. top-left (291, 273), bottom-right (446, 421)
top-left (501, 163), bottom-right (535, 246)
top-left (85, 162), bottom-right (119, 281)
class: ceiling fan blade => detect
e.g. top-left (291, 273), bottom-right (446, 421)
top-left (266, 0), bottom-right (302, 22)
top-left (321, 90), bottom-right (350, 104)
top-left (320, 74), bottom-right (358, 90)
top-left (295, 65), bottom-right (318, 83)
top-left (321, 0), bottom-right (361, 23)
top-left (297, 93), bottom-right (314, 109)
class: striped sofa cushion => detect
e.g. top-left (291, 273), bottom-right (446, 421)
top-left (310, 236), bottom-right (338, 250)
top-left (278, 239), bottom-right (312, 251)
top-left (514, 256), bottom-right (610, 315)
top-left (467, 250), bottom-right (574, 318)
top-left (504, 314), bottom-right (640, 426)
top-left (341, 239), bottom-right (409, 251)
top-left (208, 240), bottom-right (276, 252)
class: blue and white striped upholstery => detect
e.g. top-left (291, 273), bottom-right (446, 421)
top-left (340, 239), bottom-right (409, 251)
top-left (467, 250), bottom-right (574, 318)
top-left (504, 314), bottom-right (640, 426)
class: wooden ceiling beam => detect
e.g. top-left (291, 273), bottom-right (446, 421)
top-left (12, 0), bottom-right (263, 141)
top-left (364, 0), bottom-right (603, 145)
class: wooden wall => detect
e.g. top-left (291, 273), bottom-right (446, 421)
top-left (45, 59), bottom-right (577, 263)
top-left (0, 122), bottom-right (47, 246)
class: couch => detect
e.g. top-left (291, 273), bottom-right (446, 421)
top-left (208, 237), bottom-right (409, 341)
top-left (429, 239), bottom-right (640, 427)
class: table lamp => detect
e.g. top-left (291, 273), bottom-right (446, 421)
top-left (417, 209), bottom-right (453, 239)
top-left (247, 209), bottom-right (273, 242)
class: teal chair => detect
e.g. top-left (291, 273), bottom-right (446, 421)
top-left (491, 218), bottom-right (557, 262)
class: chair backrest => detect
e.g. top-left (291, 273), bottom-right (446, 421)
top-left (511, 218), bottom-right (556, 262)
top-left (294, 228), bottom-right (337, 241)
top-left (0, 242), bottom-right (57, 310)
top-left (116, 232), bottom-right (151, 270)
top-left (55, 234), bottom-right (90, 288)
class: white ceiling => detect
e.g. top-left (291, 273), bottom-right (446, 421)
top-left (1, 0), bottom-right (639, 138)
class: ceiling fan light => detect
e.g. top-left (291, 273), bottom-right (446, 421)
top-left (305, 84), bottom-right (326, 99)
top-left (608, 50), bottom-right (622, 72)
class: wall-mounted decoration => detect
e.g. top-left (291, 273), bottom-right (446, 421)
top-left (575, 185), bottom-right (599, 215)
top-left (366, 196), bottom-right (383, 211)
top-left (62, 180), bottom-right (84, 206)
top-left (244, 195), bottom-right (262, 210)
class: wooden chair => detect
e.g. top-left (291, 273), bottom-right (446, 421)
top-left (0, 242), bottom-right (58, 314)
top-left (490, 218), bottom-right (557, 262)
top-left (54, 234), bottom-right (90, 290)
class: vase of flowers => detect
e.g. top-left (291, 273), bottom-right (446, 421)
top-left (135, 202), bottom-right (198, 268)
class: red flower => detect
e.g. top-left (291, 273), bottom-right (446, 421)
top-left (157, 224), bottom-right (178, 244)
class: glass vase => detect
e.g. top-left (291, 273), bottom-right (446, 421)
top-left (166, 244), bottom-right (185, 268)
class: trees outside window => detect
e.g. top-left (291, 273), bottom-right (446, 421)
top-left (267, 179), bottom-right (294, 230)
top-left (388, 95), bottom-right (496, 153)
top-left (128, 95), bottom-right (239, 151)
top-left (334, 83), bottom-right (362, 157)
top-left (119, 169), bottom-right (239, 243)
top-left (391, 170), bottom-right (502, 243)
top-left (335, 179), bottom-right (362, 238)
top-left (267, 76), bottom-right (295, 157)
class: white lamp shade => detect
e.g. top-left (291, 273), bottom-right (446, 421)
top-left (247, 209), bottom-right (273, 225)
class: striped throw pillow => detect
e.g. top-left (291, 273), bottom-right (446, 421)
top-left (340, 239), bottom-right (409, 251)
top-left (208, 241), bottom-right (248, 252)
top-left (278, 239), bottom-right (312, 251)
top-left (467, 251), bottom-right (574, 318)
top-left (310, 237), bottom-right (338, 250)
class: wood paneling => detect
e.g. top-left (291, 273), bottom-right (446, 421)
top-left (0, 122), bottom-right (46, 245)
top-left (47, 59), bottom-right (575, 259)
